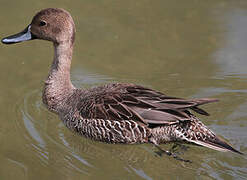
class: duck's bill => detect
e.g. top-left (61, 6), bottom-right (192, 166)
top-left (1, 25), bottom-right (36, 44)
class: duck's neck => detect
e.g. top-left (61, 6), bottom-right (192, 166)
top-left (43, 42), bottom-right (75, 112)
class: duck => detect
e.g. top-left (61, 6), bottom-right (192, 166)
top-left (2, 8), bottom-right (242, 160)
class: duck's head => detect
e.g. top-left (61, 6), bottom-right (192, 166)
top-left (2, 8), bottom-right (75, 45)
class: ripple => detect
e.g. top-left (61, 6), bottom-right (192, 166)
top-left (14, 89), bottom-right (91, 176)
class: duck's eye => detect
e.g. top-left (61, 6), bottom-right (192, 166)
top-left (39, 21), bottom-right (47, 26)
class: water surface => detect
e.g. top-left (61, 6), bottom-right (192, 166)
top-left (0, 0), bottom-right (247, 179)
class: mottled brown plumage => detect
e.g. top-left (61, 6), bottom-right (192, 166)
top-left (2, 8), bottom-right (242, 156)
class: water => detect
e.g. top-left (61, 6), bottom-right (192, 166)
top-left (0, 0), bottom-right (247, 179)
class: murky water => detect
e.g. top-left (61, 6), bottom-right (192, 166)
top-left (1, 0), bottom-right (247, 179)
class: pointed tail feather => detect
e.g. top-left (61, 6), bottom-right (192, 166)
top-left (174, 118), bottom-right (242, 155)
top-left (186, 99), bottom-right (242, 154)
top-left (190, 136), bottom-right (243, 155)
top-left (174, 98), bottom-right (219, 116)
top-left (191, 98), bottom-right (219, 106)
top-left (190, 98), bottom-right (219, 116)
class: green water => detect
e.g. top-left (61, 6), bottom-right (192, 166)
top-left (0, 0), bottom-right (247, 179)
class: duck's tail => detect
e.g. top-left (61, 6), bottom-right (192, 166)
top-left (189, 134), bottom-right (243, 154)
top-left (174, 118), bottom-right (243, 154)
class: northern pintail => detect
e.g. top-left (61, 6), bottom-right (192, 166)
top-left (2, 8), bottom-right (242, 161)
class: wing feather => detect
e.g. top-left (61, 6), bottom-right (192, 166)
top-left (78, 84), bottom-right (218, 126)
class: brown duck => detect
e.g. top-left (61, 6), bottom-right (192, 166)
top-left (2, 8), bottom-right (242, 159)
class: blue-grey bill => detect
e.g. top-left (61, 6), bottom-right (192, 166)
top-left (1, 25), bottom-right (36, 44)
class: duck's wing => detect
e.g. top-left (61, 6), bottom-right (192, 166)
top-left (124, 86), bottom-right (218, 125)
top-left (78, 85), bottom-right (218, 126)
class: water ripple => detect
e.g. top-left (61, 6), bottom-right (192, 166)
top-left (14, 89), bottom-right (91, 176)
